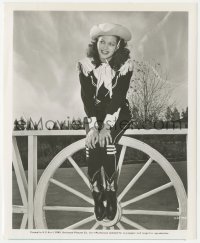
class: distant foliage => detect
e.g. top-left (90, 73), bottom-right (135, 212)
top-left (127, 60), bottom-right (174, 125)
top-left (13, 106), bottom-right (188, 131)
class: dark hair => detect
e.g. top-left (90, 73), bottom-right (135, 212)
top-left (86, 36), bottom-right (130, 71)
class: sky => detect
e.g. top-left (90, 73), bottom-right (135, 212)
top-left (13, 11), bottom-right (188, 122)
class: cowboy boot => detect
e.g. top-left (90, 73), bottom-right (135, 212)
top-left (89, 170), bottom-right (106, 221)
top-left (105, 173), bottom-right (118, 221)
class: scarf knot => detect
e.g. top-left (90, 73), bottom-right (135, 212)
top-left (93, 63), bottom-right (116, 98)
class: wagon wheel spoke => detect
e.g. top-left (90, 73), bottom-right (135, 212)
top-left (121, 182), bottom-right (173, 208)
top-left (64, 215), bottom-right (95, 229)
top-left (116, 222), bottom-right (125, 229)
top-left (117, 145), bottom-right (127, 181)
top-left (118, 158), bottom-right (153, 201)
top-left (110, 226), bottom-right (115, 230)
top-left (13, 205), bottom-right (27, 214)
top-left (102, 226), bottom-right (107, 230)
top-left (50, 178), bottom-right (93, 205)
top-left (91, 221), bottom-right (100, 229)
top-left (20, 213), bottom-right (28, 229)
top-left (67, 156), bottom-right (90, 188)
top-left (120, 216), bottom-right (147, 230)
top-left (123, 209), bottom-right (181, 216)
top-left (43, 206), bottom-right (93, 213)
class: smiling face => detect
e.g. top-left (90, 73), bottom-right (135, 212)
top-left (97, 35), bottom-right (119, 62)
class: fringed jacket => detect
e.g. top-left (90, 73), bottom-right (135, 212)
top-left (78, 57), bottom-right (133, 129)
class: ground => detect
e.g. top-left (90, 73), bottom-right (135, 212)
top-left (12, 161), bottom-right (187, 230)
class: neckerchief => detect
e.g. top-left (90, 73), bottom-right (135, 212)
top-left (78, 57), bottom-right (133, 98)
top-left (93, 62), bottom-right (116, 98)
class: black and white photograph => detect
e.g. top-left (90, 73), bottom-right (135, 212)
top-left (2, 1), bottom-right (197, 240)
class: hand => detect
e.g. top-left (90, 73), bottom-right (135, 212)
top-left (85, 127), bottom-right (99, 149)
top-left (99, 124), bottom-right (112, 147)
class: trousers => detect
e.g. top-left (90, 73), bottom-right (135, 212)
top-left (85, 105), bottom-right (131, 185)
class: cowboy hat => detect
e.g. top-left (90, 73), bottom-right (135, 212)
top-left (90, 23), bottom-right (132, 41)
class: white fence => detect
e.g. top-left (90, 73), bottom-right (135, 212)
top-left (12, 129), bottom-right (188, 229)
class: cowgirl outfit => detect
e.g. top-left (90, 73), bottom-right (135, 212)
top-left (78, 23), bottom-right (133, 221)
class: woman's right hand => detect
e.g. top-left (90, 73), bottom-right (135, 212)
top-left (85, 127), bottom-right (99, 149)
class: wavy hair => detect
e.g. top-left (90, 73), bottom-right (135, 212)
top-left (86, 37), bottom-right (130, 71)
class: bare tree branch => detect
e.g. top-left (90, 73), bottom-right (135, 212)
top-left (127, 60), bottom-right (176, 124)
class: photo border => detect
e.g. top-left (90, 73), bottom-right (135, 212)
top-left (2, 1), bottom-right (197, 240)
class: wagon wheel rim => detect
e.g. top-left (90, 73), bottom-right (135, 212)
top-left (34, 137), bottom-right (187, 230)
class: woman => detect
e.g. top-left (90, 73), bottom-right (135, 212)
top-left (78, 23), bottom-right (133, 221)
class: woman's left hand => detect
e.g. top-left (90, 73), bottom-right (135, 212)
top-left (99, 124), bottom-right (112, 147)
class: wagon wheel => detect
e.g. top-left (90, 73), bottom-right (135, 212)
top-left (34, 136), bottom-right (187, 230)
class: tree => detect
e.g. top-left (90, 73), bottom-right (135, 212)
top-left (127, 60), bottom-right (174, 124)
top-left (26, 119), bottom-right (33, 130)
top-left (71, 117), bottom-right (82, 130)
top-left (59, 121), bottom-right (68, 130)
top-left (171, 107), bottom-right (180, 121)
top-left (181, 107), bottom-right (188, 121)
top-left (33, 122), bottom-right (39, 130)
top-left (19, 117), bottom-right (26, 130)
top-left (52, 122), bottom-right (59, 130)
top-left (165, 107), bottom-right (173, 121)
top-left (13, 119), bottom-right (20, 130)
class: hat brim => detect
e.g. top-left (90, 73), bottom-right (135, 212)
top-left (90, 24), bottom-right (132, 41)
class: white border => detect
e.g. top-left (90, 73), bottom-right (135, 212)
top-left (0, 1), bottom-right (4, 241)
top-left (2, 1), bottom-right (197, 240)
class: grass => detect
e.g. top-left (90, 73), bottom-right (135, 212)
top-left (12, 161), bottom-right (187, 230)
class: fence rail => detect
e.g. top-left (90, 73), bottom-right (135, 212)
top-left (13, 128), bottom-right (188, 136)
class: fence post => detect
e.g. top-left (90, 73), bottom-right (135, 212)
top-left (28, 135), bottom-right (38, 228)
